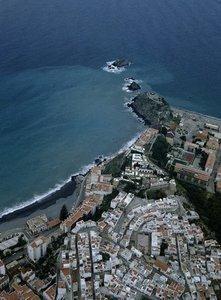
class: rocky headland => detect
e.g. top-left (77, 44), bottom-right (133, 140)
top-left (128, 92), bottom-right (173, 125)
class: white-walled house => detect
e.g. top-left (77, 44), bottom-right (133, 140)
top-left (27, 236), bottom-right (50, 262)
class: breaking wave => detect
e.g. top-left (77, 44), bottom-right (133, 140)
top-left (0, 131), bottom-right (142, 220)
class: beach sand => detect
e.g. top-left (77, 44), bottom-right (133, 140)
top-left (0, 176), bottom-right (83, 232)
top-left (1, 106), bottom-right (221, 234)
top-left (0, 189), bottom-right (80, 233)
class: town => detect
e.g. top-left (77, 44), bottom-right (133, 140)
top-left (1, 107), bottom-right (221, 299)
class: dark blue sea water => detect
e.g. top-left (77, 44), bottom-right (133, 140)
top-left (1, 0), bottom-right (221, 215)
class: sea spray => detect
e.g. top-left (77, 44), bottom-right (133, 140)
top-left (0, 131), bottom-right (143, 221)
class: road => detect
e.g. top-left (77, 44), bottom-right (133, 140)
top-left (71, 175), bottom-right (87, 213)
top-left (208, 145), bottom-right (221, 193)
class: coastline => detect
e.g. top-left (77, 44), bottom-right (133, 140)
top-left (1, 90), bottom-right (221, 230)
top-left (128, 93), bottom-right (221, 128)
top-left (0, 174), bottom-right (82, 223)
top-left (172, 106), bottom-right (221, 125)
top-left (0, 131), bottom-right (142, 227)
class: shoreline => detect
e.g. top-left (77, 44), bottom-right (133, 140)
top-left (128, 94), bottom-right (221, 127)
top-left (0, 175), bottom-right (82, 224)
top-left (1, 95), bottom-right (221, 229)
top-left (0, 132), bottom-right (141, 226)
top-left (172, 106), bottom-right (221, 124)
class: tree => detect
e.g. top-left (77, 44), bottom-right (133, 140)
top-left (101, 252), bottom-right (110, 262)
top-left (180, 135), bottom-right (186, 142)
top-left (181, 182), bottom-right (221, 243)
top-left (199, 151), bottom-right (208, 170)
top-left (59, 204), bottom-right (69, 221)
top-left (160, 126), bottom-right (168, 136)
top-left (152, 135), bottom-right (170, 167)
top-left (17, 234), bottom-right (27, 247)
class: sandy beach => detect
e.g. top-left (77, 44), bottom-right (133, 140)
top-left (0, 175), bottom-right (83, 232)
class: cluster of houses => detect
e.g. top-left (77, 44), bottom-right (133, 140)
top-left (26, 214), bottom-right (60, 235)
top-left (60, 165), bottom-right (113, 233)
top-left (1, 118), bottom-right (221, 299)
top-left (0, 256), bottom-right (57, 299)
top-left (122, 128), bottom-right (177, 196)
top-left (53, 191), bottom-right (221, 299)
top-left (165, 114), bottom-right (221, 190)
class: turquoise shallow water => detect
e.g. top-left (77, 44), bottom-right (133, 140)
top-left (0, 65), bottom-right (143, 215)
top-left (1, 0), bottom-right (221, 215)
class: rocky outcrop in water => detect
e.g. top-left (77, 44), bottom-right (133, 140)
top-left (127, 81), bottom-right (141, 91)
top-left (128, 92), bottom-right (173, 125)
top-left (112, 59), bottom-right (130, 68)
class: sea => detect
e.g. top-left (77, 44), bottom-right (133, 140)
top-left (0, 0), bottom-right (221, 218)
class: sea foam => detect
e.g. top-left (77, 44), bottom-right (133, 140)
top-left (0, 161), bottom-right (96, 220)
top-left (0, 132), bottom-right (142, 220)
top-left (122, 78), bottom-right (142, 93)
top-left (102, 61), bottom-right (126, 74)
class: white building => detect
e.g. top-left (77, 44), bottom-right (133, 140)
top-left (0, 259), bottom-right (6, 275)
top-left (26, 214), bottom-right (48, 235)
top-left (43, 283), bottom-right (56, 300)
top-left (57, 281), bottom-right (66, 300)
top-left (27, 236), bottom-right (50, 262)
top-left (151, 232), bottom-right (160, 257)
top-left (132, 153), bottom-right (143, 167)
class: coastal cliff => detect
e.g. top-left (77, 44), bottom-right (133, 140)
top-left (128, 92), bottom-right (173, 125)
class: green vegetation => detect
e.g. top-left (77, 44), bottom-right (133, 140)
top-left (172, 114), bottom-right (181, 125)
top-left (199, 151), bottom-right (208, 170)
top-left (160, 239), bottom-right (168, 256)
top-left (151, 135), bottom-right (170, 167)
top-left (159, 126), bottom-right (168, 136)
top-left (35, 235), bottom-right (64, 279)
top-left (101, 189), bottom-right (119, 211)
top-left (91, 189), bottom-right (119, 221)
top-left (175, 181), bottom-right (188, 196)
top-left (180, 182), bottom-right (221, 243)
top-left (182, 202), bottom-right (192, 210)
top-left (132, 187), bottom-right (167, 200)
top-left (59, 204), bottom-right (69, 221)
top-left (101, 252), bottom-right (110, 262)
top-left (180, 135), bottom-right (186, 142)
top-left (102, 153), bottom-right (126, 177)
top-left (135, 188), bottom-right (147, 198)
top-left (129, 93), bottom-right (173, 125)
top-left (146, 189), bottom-right (167, 200)
top-left (17, 234), bottom-right (27, 247)
top-left (123, 181), bottom-right (137, 193)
